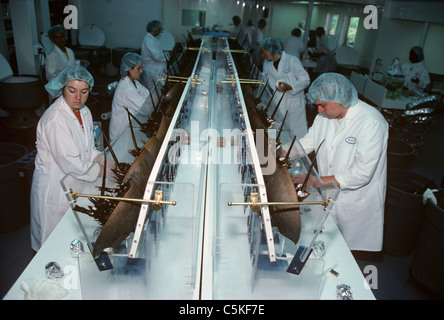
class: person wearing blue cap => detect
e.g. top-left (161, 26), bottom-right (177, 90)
top-left (260, 37), bottom-right (310, 140)
top-left (45, 25), bottom-right (84, 82)
top-left (109, 52), bottom-right (154, 143)
top-left (30, 66), bottom-right (107, 252)
top-left (292, 73), bottom-right (388, 255)
top-left (141, 20), bottom-right (167, 90)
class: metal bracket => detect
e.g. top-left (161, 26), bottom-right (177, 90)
top-left (220, 75), bottom-right (263, 87)
top-left (68, 189), bottom-right (176, 211)
top-left (228, 192), bottom-right (331, 212)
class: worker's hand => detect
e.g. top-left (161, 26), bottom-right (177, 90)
top-left (277, 81), bottom-right (292, 92)
top-left (292, 173), bottom-right (320, 189)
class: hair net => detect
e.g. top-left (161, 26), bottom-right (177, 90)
top-left (48, 25), bottom-right (67, 42)
top-left (45, 65), bottom-right (94, 97)
top-left (410, 46), bottom-right (424, 62)
top-left (261, 37), bottom-right (283, 55)
top-left (146, 20), bottom-right (162, 32)
top-left (120, 52), bottom-right (143, 78)
top-left (307, 73), bottom-right (358, 108)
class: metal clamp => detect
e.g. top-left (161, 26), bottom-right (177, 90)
top-left (68, 189), bottom-right (176, 211)
top-left (159, 75), bottom-right (204, 86)
top-left (220, 75), bottom-right (264, 87)
top-left (228, 192), bottom-right (331, 213)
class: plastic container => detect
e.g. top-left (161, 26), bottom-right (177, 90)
top-left (383, 168), bottom-right (438, 256)
top-left (409, 189), bottom-right (444, 296)
top-left (387, 137), bottom-right (416, 169)
top-left (0, 143), bottom-right (29, 233)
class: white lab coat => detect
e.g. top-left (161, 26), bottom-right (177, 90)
top-left (109, 76), bottom-right (154, 143)
top-left (250, 27), bottom-right (264, 65)
top-left (401, 61), bottom-right (430, 92)
top-left (314, 34), bottom-right (335, 73)
top-left (45, 46), bottom-right (78, 82)
top-left (298, 101), bottom-right (388, 251)
top-left (30, 96), bottom-right (101, 251)
top-left (245, 25), bottom-right (255, 50)
top-left (141, 32), bottom-right (167, 90)
top-left (263, 51), bottom-right (310, 139)
top-left (284, 36), bottom-right (305, 59)
top-left (230, 24), bottom-right (248, 48)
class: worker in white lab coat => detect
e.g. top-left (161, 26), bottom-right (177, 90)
top-left (45, 25), bottom-right (84, 82)
top-left (250, 19), bottom-right (267, 67)
top-left (312, 27), bottom-right (336, 75)
top-left (228, 15), bottom-right (248, 49)
top-left (30, 66), bottom-right (107, 252)
top-left (110, 52), bottom-right (154, 143)
top-left (401, 46), bottom-right (430, 92)
top-left (261, 37), bottom-right (310, 140)
top-left (284, 28), bottom-right (305, 60)
top-left (141, 20), bottom-right (167, 91)
top-left (293, 73), bottom-right (388, 253)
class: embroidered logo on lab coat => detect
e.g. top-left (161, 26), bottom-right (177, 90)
top-left (284, 68), bottom-right (291, 73)
top-left (345, 137), bottom-right (357, 144)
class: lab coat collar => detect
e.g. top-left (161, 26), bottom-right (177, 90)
top-left (342, 102), bottom-right (361, 121)
top-left (57, 95), bottom-right (87, 121)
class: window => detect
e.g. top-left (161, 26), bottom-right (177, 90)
top-left (182, 9), bottom-right (206, 27)
top-left (327, 14), bottom-right (339, 36)
top-left (344, 16), bottom-right (359, 47)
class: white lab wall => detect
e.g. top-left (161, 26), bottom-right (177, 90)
top-left (70, 0), bottom-right (162, 49)
top-left (162, 0), bottom-right (245, 42)
top-left (265, 3), bottom-right (309, 41)
top-left (265, 0), bottom-right (443, 75)
top-left (372, 1), bottom-right (444, 75)
top-left (4, 0), bottom-right (443, 77)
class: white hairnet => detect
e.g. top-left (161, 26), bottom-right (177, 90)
top-left (45, 65), bottom-right (94, 97)
top-left (146, 20), bottom-right (162, 32)
top-left (307, 73), bottom-right (358, 108)
top-left (48, 25), bottom-right (67, 42)
top-left (120, 52), bottom-right (143, 78)
top-left (261, 37), bottom-right (283, 55)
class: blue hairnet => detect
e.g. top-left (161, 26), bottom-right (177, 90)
top-left (307, 73), bottom-right (358, 108)
top-left (45, 65), bottom-right (94, 97)
top-left (48, 25), bottom-right (67, 42)
top-left (120, 52), bottom-right (143, 78)
top-left (261, 37), bottom-right (283, 55)
top-left (146, 20), bottom-right (162, 32)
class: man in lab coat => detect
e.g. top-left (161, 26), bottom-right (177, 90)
top-left (293, 73), bottom-right (388, 254)
top-left (30, 66), bottom-right (108, 252)
top-left (141, 20), bottom-right (167, 91)
top-left (228, 15), bottom-right (248, 49)
top-left (261, 37), bottom-right (310, 140)
top-left (250, 19), bottom-right (267, 68)
top-left (312, 27), bottom-right (336, 75)
top-left (284, 28), bottom-right (305, 60)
